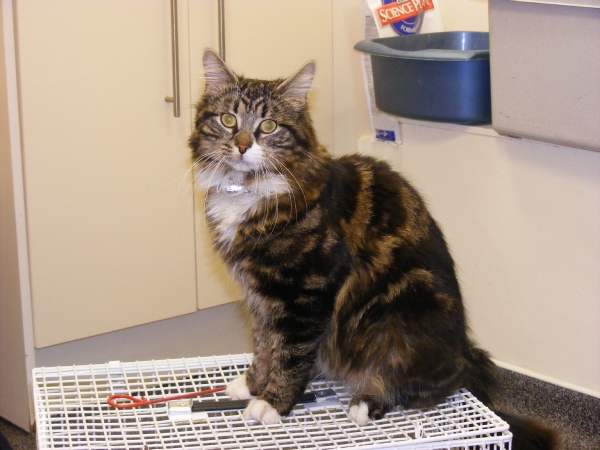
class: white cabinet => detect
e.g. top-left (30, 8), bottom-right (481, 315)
top-left (9, 0), bottom-right (337, 347)
top-left (14, 0), bottom-right (198, 348)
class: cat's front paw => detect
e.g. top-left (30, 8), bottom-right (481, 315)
top-left (226, 374), bottom-right (254, 400)
top-left (348, 401), bottom-right (370, 426)
top-left (243, 398), bottom-right (282, 424)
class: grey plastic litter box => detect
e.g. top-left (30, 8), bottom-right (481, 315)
top-left (355, 32), bottom-right (491, 125)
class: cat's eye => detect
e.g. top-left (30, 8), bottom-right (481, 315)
top-left (220, 113), bottom-right (237, 128)
top-left (259, 119), bottom-right (277, 134)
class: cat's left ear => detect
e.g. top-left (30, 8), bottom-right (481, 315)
top-left (202, 49), bottom-right (238, 96)
top-left (276, 61), bottom-right (316, 108)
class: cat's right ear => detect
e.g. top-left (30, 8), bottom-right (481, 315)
top-left (276, 60), bottom-right (316, 108)
top-left (202, 49), bottom-right (237, 96)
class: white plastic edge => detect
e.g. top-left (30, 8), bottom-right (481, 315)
top-left (2, 0), bottom-right (37, 426)
top-left (511, 0), bottom-right (600, 9)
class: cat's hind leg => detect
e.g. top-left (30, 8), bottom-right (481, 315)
top-left (348, 401), bottom-right (370, 425)
top-left (344, 367), bottom-right (397, 424)
top-left (348, 394), bottom-right (394, 425)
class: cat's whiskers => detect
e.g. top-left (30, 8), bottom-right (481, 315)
top-left (247, 161), bottom-right (280, 245)
top-left (193, 149), bottom-right (224, 168)
top-left (256, 167), bottom-right (269, 239)
top-left (192, 150), bottom-right (224, 184)
top-left (202, 154), bottom-right (230, 223)
top-left (266, 154), bottom-right (306, 221)
top-left (261, 161), bottom-right (290, 239)
top-left (300, 148), bottom-right (333, 171)
top-left (169, 145), bottom-right (221, 212)
top-left (263, 155), bottom-right (298, 230)
top-left (197, 158), bottom-right (223, 226)
top-left (187, 153), bottom-right (220, 218)
top-left (247, 163), bottom-right (275, 250)
top-left (172, 160), bottom-right (198, 211)
top-left (195, 157), bottom-right (221, 192)
top-left (260, 163), bottom-right (278, 235)
top-left (198, 148), bottom-right (234, 191)
top-left (194, 149), bottom-right (219, 161)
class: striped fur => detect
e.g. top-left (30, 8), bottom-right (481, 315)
top-left (189, 50), bottom-right (557, 449)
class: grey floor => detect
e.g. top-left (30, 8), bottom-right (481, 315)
top-left (1, 368), bottom-right (598, 450)
top-left (494, 368), bottom-right (600, 450)
top-left (0, 418), bottom-right (35, 450)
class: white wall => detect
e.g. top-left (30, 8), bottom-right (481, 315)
top-left (437, 0), bottom-right (490, 31)
top-left (401, 124), bottom-right (600, 396)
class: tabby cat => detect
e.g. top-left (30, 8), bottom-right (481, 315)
top-left (189, 49), bottom-right (558, 449)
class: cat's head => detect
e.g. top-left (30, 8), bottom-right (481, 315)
top-left (190, 49), bottom-right (327, 194)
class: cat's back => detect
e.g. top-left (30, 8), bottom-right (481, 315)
top-left (322, 153), bottom-right (432, 255)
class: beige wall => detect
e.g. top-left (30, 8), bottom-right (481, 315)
top-left (401, 123), bottom-right (599, 397)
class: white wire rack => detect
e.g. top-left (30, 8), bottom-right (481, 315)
top-left (33, 353), bottom-right (512, 450)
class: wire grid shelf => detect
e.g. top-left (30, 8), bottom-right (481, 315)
top-left (33, 353), bottom-right (512, 450)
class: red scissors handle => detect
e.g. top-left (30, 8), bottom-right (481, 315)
top-left (107, 386), bottom-right (227, 409)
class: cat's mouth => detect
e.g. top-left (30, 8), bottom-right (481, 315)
top-left (228, 159), bottom-right (254, 172)
top-left (225, 142), bottom-right (264, 173)
top-left (227, 155), bottom-right (260, 173)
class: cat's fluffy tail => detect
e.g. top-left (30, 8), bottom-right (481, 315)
top-left (465, 345), bottom-right (560, 449)
top-left (495, 410), bottom-right (560, 450)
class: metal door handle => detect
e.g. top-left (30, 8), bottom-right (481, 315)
top-left (165, 0), bottom-right (180, 117)
top-left (218, 0), bottom-right (225, 60)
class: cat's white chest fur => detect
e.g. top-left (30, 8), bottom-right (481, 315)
top-left (206, 189), bottom-right (261, 245)
top-left (199, 168), bottom-right (290, 247)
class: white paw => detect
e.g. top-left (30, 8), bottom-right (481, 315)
top-left (349, 401), bottom-right (370, 425)
top-left (243, 398), bottom-right (282, 424)
top-left (226, 374), bottom-right (253, 400)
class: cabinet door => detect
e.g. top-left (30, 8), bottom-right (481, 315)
top-left (220, 0), bottom-right (333, 148)
top-left (16, 0), bottom-right (197, 347)
top-left (188, 0), bottom-right (334, 310)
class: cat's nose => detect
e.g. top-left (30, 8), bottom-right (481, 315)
top-left (234, 129), bottom-right (252, 155)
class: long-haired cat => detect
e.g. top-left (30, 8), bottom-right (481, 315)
top-left (189, 49), bottom-right (558, 450)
